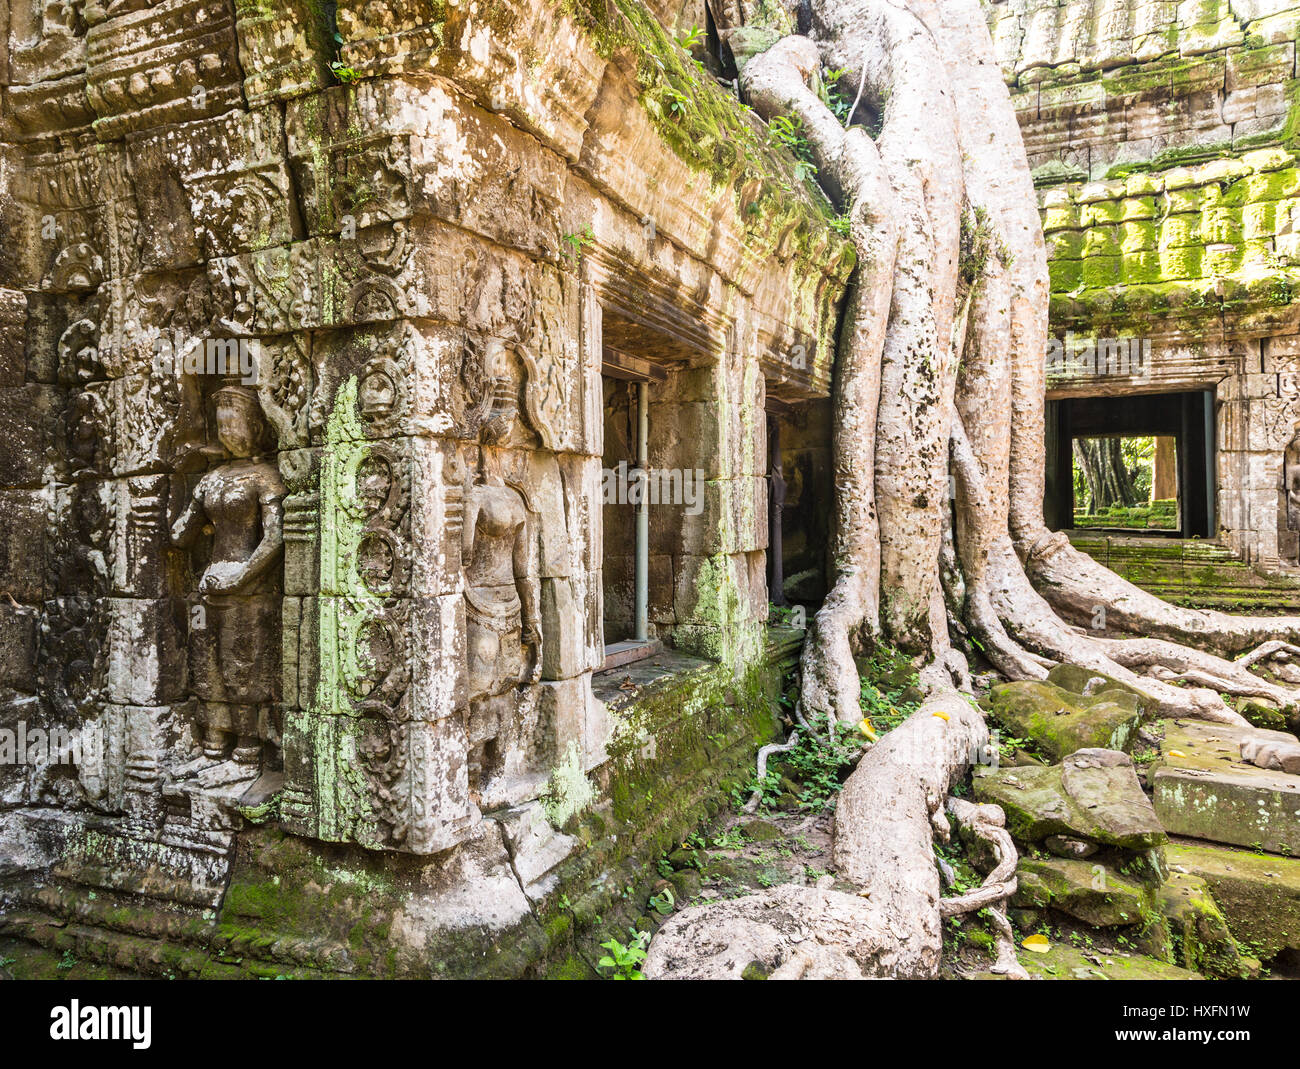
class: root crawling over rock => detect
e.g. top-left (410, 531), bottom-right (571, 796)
top-left (650, 0), bottom-right (1300, 978)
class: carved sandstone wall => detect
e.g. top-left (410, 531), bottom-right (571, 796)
top-left (0, 1), bottom-right (850, 975)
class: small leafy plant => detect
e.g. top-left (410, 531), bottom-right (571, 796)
top-left (561, 225), bottom-right (596, 264)
top-left (648, 888), bottom-right (675, 916)
top-left (819, 67), bottom-right (856, 125)
top-left (598, 931), bottom-right (650, 980)
top-left (330, 60), bottom-right (362, 84)
top-left (677, 24), bottom-right (706, 51)
top-left (711, 825), bottom-right (749, 850)
top-left (767, 114), bottom-right (819, 183)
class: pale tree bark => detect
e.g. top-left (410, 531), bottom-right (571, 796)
top-left (647, 0), bottom-right (1300, 979)
top-left (742, 35), bottom-right (895, 733)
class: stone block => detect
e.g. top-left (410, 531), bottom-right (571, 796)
top-left (650, 475), bottom-right (768, 557)
top-left (1014, 855), bottom-right (1152, 927)
top-left (1169, 840), bottom-right (1300, 960)
top-left (540, 577), bottom-right (585, 681)
top-left (0, 288), bottom-right (26, 387)
top-left (0, 489), bottom-right (48, 604)
top-left (0, 694), bottom-right (42, 805)
top-left (85, 0), bottom-right (245, 139)
top-left (0, 604), bottom-right (38, 691)
top-left (281, 705), bottom-right (480, 855)
top-left (1155, 870), bottom-right (1256, 978)
top-left (0, 383), bottom-right (60, 488)
top-left (974, 749), bottom-right (1166, 850)
top-left (981, 679), bottom-right (1146, 760)
top-left (1152, 719), bottom-right (1300, 854)
top-left (124, 106), bottom-right (295, 271)
top-left (232, 0), bottom-right (333, 107)
top-left (104, 598), bottom-right (187, 706)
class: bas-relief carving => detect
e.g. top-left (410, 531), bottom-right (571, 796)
top-left (1285, 421), bottom-right (1300, 561)
top-left (9, 0), bottom-right (88, 91)
top-left (4, 13), bottom-right (599, 864)
top-left (168, 384), bottom-right (285, 817)
top-left (281, 304), bottom-right (589, 849)
top-left (462, 447), bottom-right (542, 801)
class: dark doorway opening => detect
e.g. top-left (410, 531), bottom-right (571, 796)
top-left (766, 397), bottom-right (833, 609)
top-left (1045, 390), bottom-right (1215, 539)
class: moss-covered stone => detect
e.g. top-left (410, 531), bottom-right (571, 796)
top-left (1013, 940), bottom-right (1201, 980)
top-left (981, 679), bottom-right (1145, 760)
top-left (1151, 719), bottom-right (1300, 855)
top-left (1168, 840), bottom-right (1300, 960)
top-left (1013, 856), bottom-right (1153, 927)
top-left (974, 750), bottom-right (1166, 850)
top-left (2, 654), bottom-right (784, 980)
top-left (1154, 871), bottom-right (1258, 978)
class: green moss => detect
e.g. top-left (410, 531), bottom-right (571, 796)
top-left (542, 741), bottom-right (598, 826)
top-left (560, 0), bottom-right (852, 271)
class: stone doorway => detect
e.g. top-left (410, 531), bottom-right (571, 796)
top-left (1046, 390), bottom-right (1215, 539)
top-left (765, 397), bottom-right (833, 610)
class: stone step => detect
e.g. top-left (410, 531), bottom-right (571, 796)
top-left (1151, 719), bottom-right (1300, 855)
top-left (1067, 533), bottom-right (1300, 611)
top-left (1011, 942), bottom-right (1202, 981)
top-left (1167, 839), bottom-right (1300, 962)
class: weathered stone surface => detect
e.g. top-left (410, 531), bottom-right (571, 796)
top-left (1013, 856), bottom-right (1152, 927)
top-left (1013, 941), bottom-right (1201, 981)
top-left (1169, 840), bottom-right (1300, 960)
top-left (52, 827), bottom-right (233, 911)
top-left (1154, 870), bottom-right (1257, 979)
top-left (1240, 732), bottom-right (1300, 773)
top-left (988, 0), bottom-right (1300, 573)
top-left (0, 288), bottom-right (27, 386)
top-left (0, 606), bottom-right (39, 691)
top-left (0, 383), bottom-right (58, 488)
top-left (974, 749), bottom-right (1167, 850)
top-left (1046, 663), bottom-right (1152, 710)
top-left (1044, 834), bottom-right (1098, 859)
top-left (981, 680), bottom-right (1145, 760)
top-left (1152, 719), bottom-right (1300, 854)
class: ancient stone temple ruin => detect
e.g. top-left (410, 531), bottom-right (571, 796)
top-left (0, 0), bottom-right (849, 976)
top-left (6, 0), bottom-right (1300, 986)
top-left (991, 0), bottom-right (1300, 600)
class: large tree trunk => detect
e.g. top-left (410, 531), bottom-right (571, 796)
top-left (646, 690), bottom-right (988, 979)
top-left (647, 0), bottom-right (1300, 979)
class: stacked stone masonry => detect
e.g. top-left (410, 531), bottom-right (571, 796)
top-left (0, 0), bottom-right (849, 976)
top-left (990, 0), bottom-right (1300, 568)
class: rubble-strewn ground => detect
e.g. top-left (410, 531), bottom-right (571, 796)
top-left (630, 655), bottom-right (1300, 981)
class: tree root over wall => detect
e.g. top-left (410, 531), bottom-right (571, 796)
top-left (646, 0), bottom-right (1300, 978)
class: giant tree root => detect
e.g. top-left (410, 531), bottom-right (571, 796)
top-left (664, 0), bottom-right (1300, 979)
top-left (642, 881), bottom-right (890, 979)
top-left (942, 797), bottom-right (1026, 979)
top-left (646, 691), bottom-right (985, 979)
top-left (742, 731), bottom-right (802, 813)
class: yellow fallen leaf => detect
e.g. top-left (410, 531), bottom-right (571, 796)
top-left (1167, 750), bottom-right (1187, 758)
top-left (858, 719), bottom-right (879, 742)
top-left (1021, 934), bottom-right (1051, 953)
top-left (932, 711), bottom-right (950, 722)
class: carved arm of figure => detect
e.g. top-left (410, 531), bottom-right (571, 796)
top-left (171, 476), bottom-right (210, 549)
top-left (461, 485), bottom-right (480, 572)
top-left (513, 516), bottom-right (542, 679)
